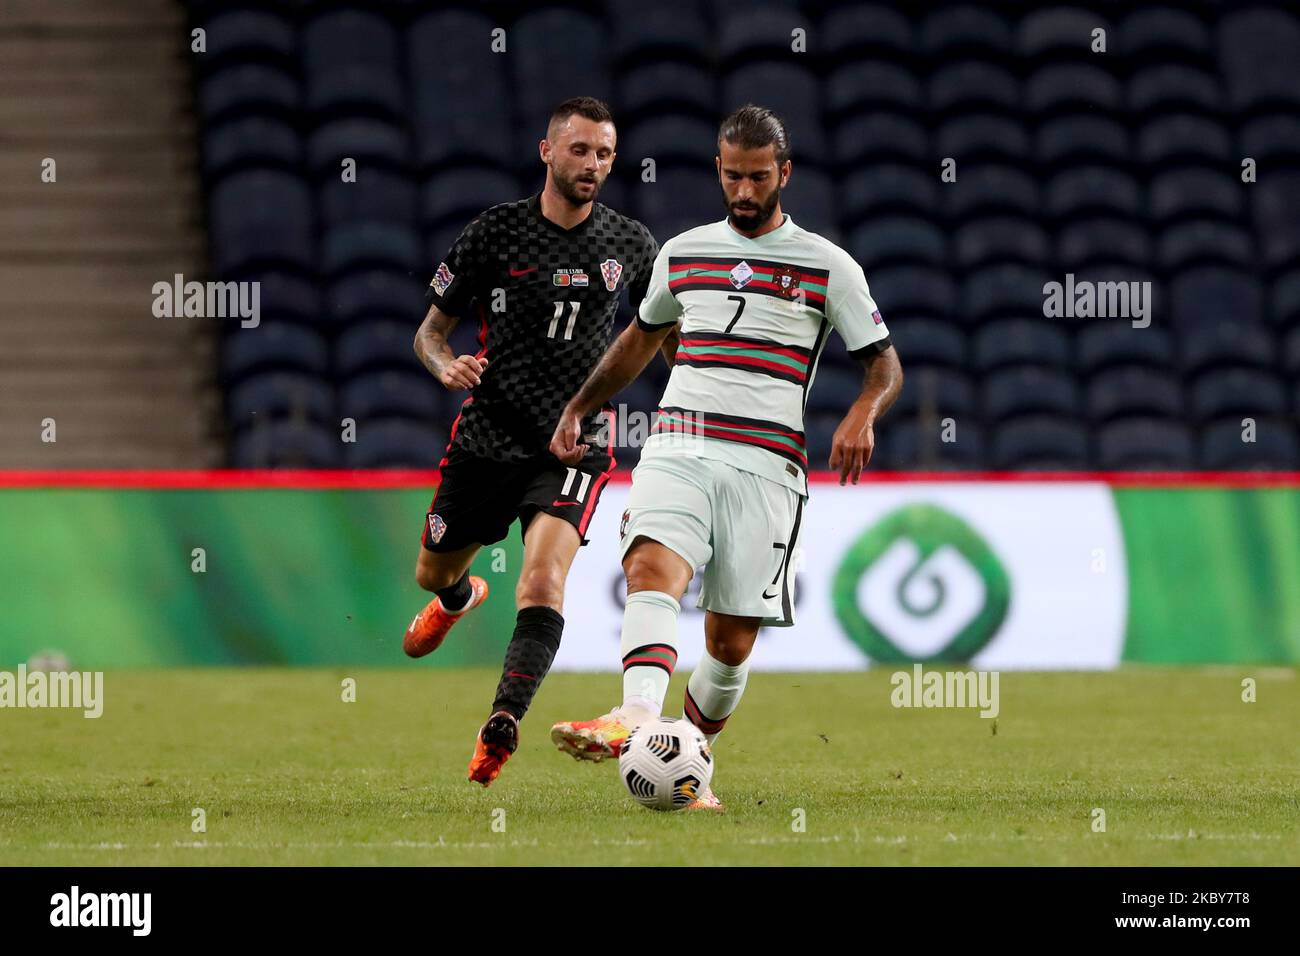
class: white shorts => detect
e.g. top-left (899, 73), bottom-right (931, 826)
top-left (618, 453), bottom-right (804, 627)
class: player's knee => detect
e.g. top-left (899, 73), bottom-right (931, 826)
top-left (415, 559), bottom-right (454, 593)
top-left (622, 540), bottom-right (683, 597)
top-left (515, 565), bottom-right (564, 610)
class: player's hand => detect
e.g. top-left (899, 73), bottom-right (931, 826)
top-left (549, 406), bottom-right (588, 465)
top-left (439, 355), bottom-right (488, 390)
top-left (829, 410), bottom-right (875, 486)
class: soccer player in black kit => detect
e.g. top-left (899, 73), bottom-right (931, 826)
top-left (405, 97), bottom-right (659, 785)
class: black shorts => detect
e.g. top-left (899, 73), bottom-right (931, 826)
top-left (421, 443), bottom-right (617, 552)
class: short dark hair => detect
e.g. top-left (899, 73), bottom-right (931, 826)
top-left (548, 96), bottom-right (614, 135)
top-left (718, 105), bottom-right (791, 165)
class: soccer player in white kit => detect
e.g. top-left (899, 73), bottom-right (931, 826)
top-left (548, 106), bottom-right (904, 809)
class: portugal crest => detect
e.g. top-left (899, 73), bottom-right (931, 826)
top-left (772, 265), bottom-right (801, 298)
top-left (600, 258), bottom-right (623, 292)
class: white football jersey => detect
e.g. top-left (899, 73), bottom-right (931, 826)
top-left (636, 214), bottom-right (892, 495)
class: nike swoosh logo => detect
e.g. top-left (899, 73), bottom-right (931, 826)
top-left (510, 266), bottom-right (537, 276)
top-left (550, 500), bottom-right (581, 507)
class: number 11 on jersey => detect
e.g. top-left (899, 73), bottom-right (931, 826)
top-left (548, 300), bottom-right (581, 340)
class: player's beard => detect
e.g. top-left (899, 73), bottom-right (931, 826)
top-left (726, 187), bottom-right (781, 232)
top-left (552, 167), bottom-right (603, 207)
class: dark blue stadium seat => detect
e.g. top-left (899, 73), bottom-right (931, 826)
top-left (307, 119), bottom-right (410, 177)
top-left (937, 115), bottom-right (1029, 163)
top-left (1036, 116), bottom-right (1129, 167)
top-left (512, 11), bottom-right (612, 127)
top-left (1170, 267), bottom-right (1265, 327)
top-left (866, 266), bottom-right (956, 321)
top-left (320, 223), bottom-right (422, 277)
top-left (306, 65), bottom-right (405, 122)
top-left (877, 417), bottom-right (988, 471)
top-left (610, 0), bottom-right (710, 66)
top-left (1288, 327), bottom-right (1300, 385)
top-left (1240, 115), bottom-right (1300, 166)
top-left (340, 370), bottom-right (444, 422)
top-left (954, 216), bottom-right (1051, 269)
top-left (827, 63), bottom-right (922, 117)
top-left (232, 420), bottom-right (343, 468)
top-left (1019, 8), bottom-right (1110, 62)
top-left (983, 366), bottom-right (1081, 421)
top-left (419, 168), bottom-right (520, 230)
top-left (1252, 173), bottom-right (1300, 270)
top-left (1026, 64), bottom-right (1122, 116)
top-left (228, 372), bottom-right (335, 425)
top-left (318, 170), bottom-right (417, 228)
top-left (971, 319), bottom-right (1070, 373)
top-left (1158, 220), bottom-right (1255, 271)
top-left (929, 62), bottom-right (1018, 116)
top-left (1119, 8), bottom-right (1210, 61)
top-left (1179, 323), bottom-right (1275, 376)
top-left (622, 116), bottom-right (717, 168)
top-left (1190, 369), bottom-right (1288, 422)
top-left (781, 168), bottom-right (836, 239)
top-left (635, 167), bottom-right (722, 241)
top-left (890, 366), bottom-right (977, 420)
top-left (920, 7), bottom-right (1012, 60)
top-left (1219, 9), bottom-right (1300, 112)
top-left (717, 7), bottom-right (808, 65)
top-left (1045, 167), bottom-right (1141, 220)
top-left (202, 117), bottom-right (301, 181)
top-left (619, 63), bottom-right (716, 120)
top-left (252, 271), bottom-right (322, 324)
top-left (849, 218), bottom-right (947, 269)
top-left (209, 170), bottom-right (314, 275)
top-left (722, 63), bottom-right (826, 159)
top-left (882, 317), bottom-right (966, 368)
top-left (823, 6), bottom-right (913, 65)
top-left (198, 10), bottom-right (296, 72)
top-left (223, 322), bottom-right (330, 381)
top-left (327, 271), bottom-right (426, 325)
top-left (345, 420), bottom-right (445, 468)
top-left (1128, 65), bottom-right (1224, 115)
top-left (1097, 418), bottom-right (1195, 470)
top-left (335, 320), bottom-right (425, 378)
top-left (962, 265), bottom-right (1053, 323)
top-left (806, 364), bottom-right (867, 415)
top-left (1149, 169), bottom-right (1243, 224)
top-left (945, 165), bottom-right (1039, 221)
top-left (1077, 322), bottom-right (1175, 373)
top-left (1274, 270), bottom-right (1300, 327)
top-left (1086, 367), bottom-right (1183, 421)
top-left (843, 165), bottom-right (937, 220)
top-left (834, 113), bottom-right (928, 166)
top-left (408, 10), bottom-right (514, 171)
top-left (302, 10), bottom-right (398, 74)
top-left (993, 418), bottom-right (1090, 470)
top-left (1136, 114), bottom-right (1232, 167)
top-left (1058, 219), bottom-right (1152, 271)
top-left (199, 64), bottom-right (299, 124)
top-left (1200, 420), bottom-right (1300, 469)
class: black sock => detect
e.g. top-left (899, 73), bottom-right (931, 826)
top-left (436, 572), bottom-right (472, 612)
top-left (492, 606), bottom-right (564, 721)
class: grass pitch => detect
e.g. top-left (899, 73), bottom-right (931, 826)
top-left (0, 668), bottom-right (1296, 866)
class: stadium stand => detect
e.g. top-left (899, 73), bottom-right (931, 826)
top-left (185, 1), bottom-right (1300, 471)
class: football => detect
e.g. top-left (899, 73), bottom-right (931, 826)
top-left (618, 716), bottom-right (714, 811)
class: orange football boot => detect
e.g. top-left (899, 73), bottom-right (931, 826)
top-left (403, 575), bottom-right (489, 658)
top-left (550, 707), bottom-right (640, 762)
top-left (468, 711), bottom-right (519, 786)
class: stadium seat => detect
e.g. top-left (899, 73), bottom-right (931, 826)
top-left (1157, 221), bottom-right (1255, 272)
top-left (198, 64), bottom-right (299, 124)
top-left (883, 317), bottom-right (966, 369)
top-left (970, 319), bottom-right (1071, 373)
top-left (209, 170), bottom-right (314, 276)
top-left (302, 10), bottom-right (399, 75)
top-left (609, 0), bottom-right (711, 66)
top-left (318, 170), bottom-right (417, 228)
top-left (1096, 418), bottom-right (1195, 470)
top-left (781, 168), bottom-right (837, 239)
top-left (722, 64), bottom-right (826, 159)
top-left (1026, 64), bottom-right (1122, 116)
top-left (1239, 115), bottom-right (1300, 166)
top-left (823, 5), bottom-right (914, 66)
top-left (305, 65), bottom-right (405, 123)
top-left (806, 364), bottom-right (867, 415)
top-left (202, 116), bottom-right (302, 182)
top-left (419, 168), bottom-right (521, 230)
top-left (1200, 419), bottom-right (1300, 469)
top-left (327, 271), bottom-right (427, 325)
top-left (1018, 7), bottom-right (1110, 63)
top-left (512, 11), bottom-right (612, 127)
top-left (250, 271), bottom-right (322, 325)
top-left (228, 372), bottom-right (335, 425)
top-left (320, 222), bottom-right (423, 277)
top-left (834, 112), bottom-right (928, 166)
top-left (717, 7), bottom-right (809, 65)
top-left (232, 420), bottom-right (343, 468)
top-left (1170, 267), bottom-right (1265, 327)
top-left (1189, 369), bottom-right (1288, 422)
top-left (877, 417), bottom-right (988, 471)
top-left (306, 119), bottom-right (411, 177)
top-left (866, 266), bottom-right (957, 321)
top-left (338, 319), bottom-right (427, 377)
top-left (920, 7), bottom-right (1012, 60)
top-left (1128, 65), bottom-right (1224, 115)
top-left (344, 420), bottom-right (446, 468)
top-left (635, 167), bottom-right (724, 240)
top-left (1057, 219), bottom-right (1152, 271)
top-left (340, 370), bottom-right (445, 422)
top-left (944, 166), bottom-right (1039, 221)
top-left (961, 265), bottom-right (1053, 324)
top-left (953, 216), bottom-right (1051, 270)
top-left (1136, 114), bottom-right (1232, 168)
top-left (1118, 8), bottom-right (1210, 61)
top-left (992, 418), bottom-right (1090, 470)
top-left (983, 366), bottom-right (1081, 421)
top-left (1149, 169), bottom-right (1243, 225)
top-left (849, 217), bottom-right (947, 270)
top-left (1178, 323), bottom-right (1276, 376)
top-left (619, 63), bottom-right (716, 121)
top-left (1077, 322), bottom-right (1176, 373)
top-left (1219, 9), bottom-right (1300, 113)
top-left (222, 322), bottom-right (330, 381)
top-left (843, 165), bottom-right (937, 220)
top-left (1035, 116), bottom-right (1129, 167)
top-left (1086, 367), bottom-right (1184, 421)
top-left (1273, 270), bottom-right (1300, 327)
top-left (1252, 173), bottom-right (1300, 270)
top-left (1044, 167), bottom-right (1142, 221)
top-left (889, 366), bottom-right (977, 421)
top-left (929, 62), bottom-right (1019, 116)
top-left (936, 115), bottom-right (1029, 164)
top-left (197, 10), bottom-right (296, 73)
top-left (826, 62), bottom-right (922, 117)
top-left (622, 116), bottom-right (718, 168)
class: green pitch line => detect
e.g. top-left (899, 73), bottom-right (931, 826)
top-left (0, 669), bottom-right (1296, 866)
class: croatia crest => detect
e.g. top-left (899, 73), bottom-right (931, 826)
top-left (427, 513), bottom-right (448, 544)
top-left (600, 258), bottom-right (623, 292)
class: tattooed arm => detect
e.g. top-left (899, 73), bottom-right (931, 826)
top-left (829, 344), bottom-right (903, 486)
top-left (413, 303), bottom-right (488, 390)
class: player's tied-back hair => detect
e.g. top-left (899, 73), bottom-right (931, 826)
top-left (718, 104), bottom-right (791, 164)
top-left (548, 96), bottom-right (615, 135)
